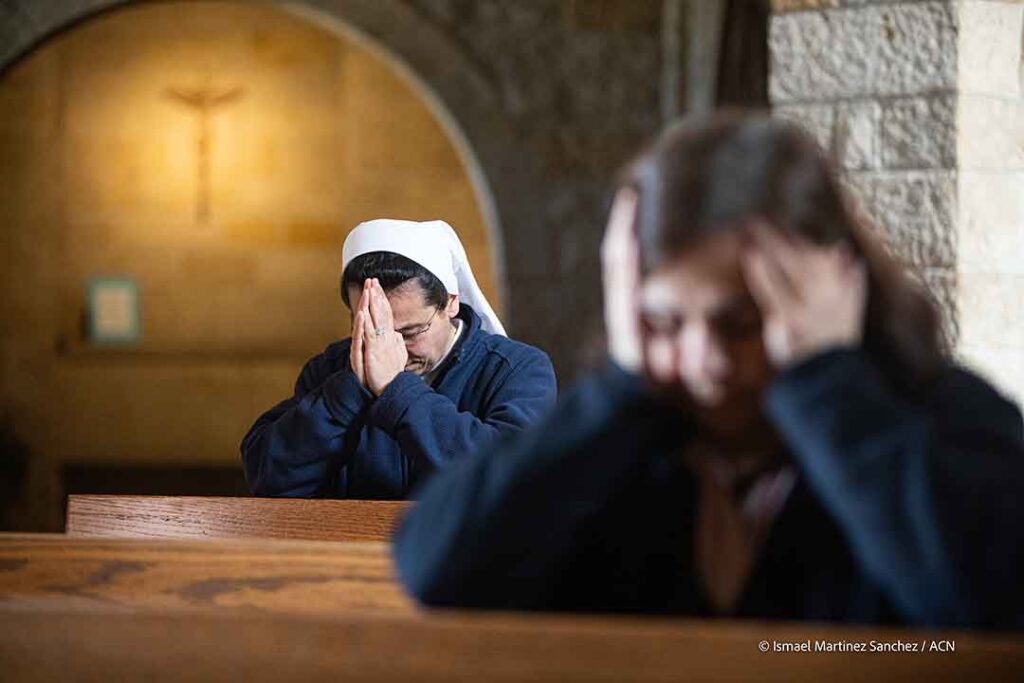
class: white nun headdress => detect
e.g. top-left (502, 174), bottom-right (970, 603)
top-left (341, 219), bottom-right (506, 336)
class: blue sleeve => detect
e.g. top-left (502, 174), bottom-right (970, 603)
top-left (765, 348), bottom-right (1024, 629)
top-left (393, 364), bottom-right (664, 609)
top-left (366, 348), bottom-right (558, 475)
top-left (240, 345), bottom-right (373, 497)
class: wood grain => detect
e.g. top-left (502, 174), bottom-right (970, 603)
top-left (3, 534), bottom-right (1022, 680)
top-left (0, 533), bottom-right (414, 616)
top-left (65, 495), bottom-right (411, 542)
top-left (1, 604), bottom-right (1021, 682)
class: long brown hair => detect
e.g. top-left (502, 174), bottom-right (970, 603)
top-left (621, 111), bottom-right (946, 394)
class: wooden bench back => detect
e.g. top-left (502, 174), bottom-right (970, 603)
top-left (0, 533), bottom-right (413, 616)
top-left (66, 495), bottom-right (410, 542)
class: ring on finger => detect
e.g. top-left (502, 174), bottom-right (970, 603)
top-left (374, 326), bottom-right (387, 337)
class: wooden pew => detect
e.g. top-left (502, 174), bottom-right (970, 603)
top-left (65, 495), bottom-right (411, 542)
top-left (1, 603), bottom-right (1021, 682)
top-left (0, 533), bottom-right (413, 616)
top-left (3, 534), bottom-right (1022, 680)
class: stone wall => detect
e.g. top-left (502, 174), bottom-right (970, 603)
top-left (405, 0), bottom-right (664, 367)
top-left (770, 0), bottom-right (1024, 404)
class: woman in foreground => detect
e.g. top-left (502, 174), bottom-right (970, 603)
top-left (393, 113), bottom-right (1024, 629)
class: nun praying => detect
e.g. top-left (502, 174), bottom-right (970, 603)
top-left (241, 219), bottom-right (557, 499)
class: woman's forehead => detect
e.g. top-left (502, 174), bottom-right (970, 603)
top-left (641, 234), bottom-right (750, 310)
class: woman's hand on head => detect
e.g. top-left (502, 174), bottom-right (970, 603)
top-left (741, 220), bottom-right (868, 370)
top-left (601, 188), bottom-right (643, 374)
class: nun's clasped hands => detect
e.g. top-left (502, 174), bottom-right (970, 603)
top-left (351, 278), bottom-right (409, 396)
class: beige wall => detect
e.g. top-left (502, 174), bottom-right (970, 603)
top-left (0, 1), bottom-right (494, 465)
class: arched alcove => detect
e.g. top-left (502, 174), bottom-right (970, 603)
top-left (0, 0), bottom-right (547, 307)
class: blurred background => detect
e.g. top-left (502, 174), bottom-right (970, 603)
top-left (0, 0), bottom-right (767, 529)
top-left (1, 0), bottom-right (1020, 530)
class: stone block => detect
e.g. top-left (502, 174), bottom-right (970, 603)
top-left (883, 216), bottom-right (957, 271)
top-left (957, 221), bottom-right (1024, 276)
top-left (958, 94), bottom-right (1024, 171)
top-left (772, 0), bottom-right (840, 11)
top-left (880, 94), bottom-right (956, 170)
top-left (854, 170), bottom-right (957, 268)
top-left (957, 171), bottom-right (1024, 274)
top-left (836, 100), bottom-right (880, 170)
top-left (773, 103), bottom-right (835, 155)
top-left (957, 271), bottom-right (1024, 349)
top-left (839, 171), bottom-right (875, 215)
top-left (769, 2), bottom-right (958, 103)
top-left (957, 0), bottom-right (1024, 98)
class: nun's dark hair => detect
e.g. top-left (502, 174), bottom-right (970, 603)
top-left (620, 111), bottom-right (946, 394)
top-left (341, 251), bottom-right (448, 310)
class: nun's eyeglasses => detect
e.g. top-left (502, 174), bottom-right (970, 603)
top-left (397, 308), bottom-right (441, 341)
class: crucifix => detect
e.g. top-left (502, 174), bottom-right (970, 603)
top-left (165, 80), bottom-right (246, 225)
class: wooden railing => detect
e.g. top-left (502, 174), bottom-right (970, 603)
top-left (66, 494), bottom-right (411, 542)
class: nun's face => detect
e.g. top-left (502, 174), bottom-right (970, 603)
top-left (347, 281), bottom-right (460, 376)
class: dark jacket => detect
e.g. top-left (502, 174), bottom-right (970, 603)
top-left (241, 305), bottom-right (557, 499)
top-left (394, 349), bottom-right (1024, 629)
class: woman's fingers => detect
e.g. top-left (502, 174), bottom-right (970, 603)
top-left (602, 188), bottom-right (643, 373)
top-left (742, 246), bottom-right (795, 318)
top-left (602, 188), bottom-right (638, 264)
top-left (602, 189), bottom-right (640, 297)
top-left (745, 221), bottom-right (805, 300)
top-left (743, 225), bottom-right (868, 368)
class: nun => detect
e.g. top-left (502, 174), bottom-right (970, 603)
top-left (241, 219), bottom-right (557, 499)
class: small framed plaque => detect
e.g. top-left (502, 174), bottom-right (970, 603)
top-left (86, 277), bottom-right (141, 345)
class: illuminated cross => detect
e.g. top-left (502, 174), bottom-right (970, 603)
top-left (165, 81), bottom-right (245, 225)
